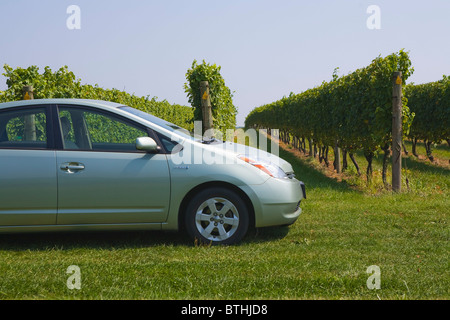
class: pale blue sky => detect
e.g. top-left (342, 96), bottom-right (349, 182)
top-left (1, 0), bottom-right (449, 126)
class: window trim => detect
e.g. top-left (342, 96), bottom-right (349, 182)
top-left (0, 104), bottom-right (55, 151)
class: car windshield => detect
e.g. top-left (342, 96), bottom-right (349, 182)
top-left (119, 106), bottom-right (195, 141)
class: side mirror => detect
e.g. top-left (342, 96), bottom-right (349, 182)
top-left (136, 137), bottom-right (160, 153)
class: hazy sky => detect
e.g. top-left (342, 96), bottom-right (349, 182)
top-left (1, 0), bottom-right (449, 126)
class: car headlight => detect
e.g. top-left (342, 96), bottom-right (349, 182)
top-left (237, 155), bottom-right (288, 179)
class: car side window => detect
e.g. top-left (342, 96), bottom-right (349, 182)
top-left (0, 107), bottom-right (48, 149)
top-left (58, 106), bottom-right (148, 152)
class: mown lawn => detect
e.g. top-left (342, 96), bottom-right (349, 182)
top-left (0, 139), bottom-right (448, 300)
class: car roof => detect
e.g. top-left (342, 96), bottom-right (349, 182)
top-left (0, 98), bottom-right (186, 139)
top-left (0, 99), bottom-right (124, 110)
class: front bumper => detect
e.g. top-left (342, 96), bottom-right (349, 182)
top-left (242, 178), bottom-right (306, 228)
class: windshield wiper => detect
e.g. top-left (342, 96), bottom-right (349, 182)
top-left (202, 138), bottom-right (225, 144)
top-left (202, 138), bottom-right (215, 144)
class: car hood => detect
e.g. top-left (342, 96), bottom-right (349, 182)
top-left (206, 140), bottom-right (294, 174)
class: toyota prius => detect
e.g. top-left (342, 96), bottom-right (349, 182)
top-left (0, 99), bottom-right (305, 245)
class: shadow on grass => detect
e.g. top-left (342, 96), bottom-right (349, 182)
top-left (0, 230), bottom-right (187, 251)
top-left (244, 226), bottom-right (290, 244)
top-left (403, 156), bottom-right (450, 175)
top-left (0, 225), bottom-right (290, 251)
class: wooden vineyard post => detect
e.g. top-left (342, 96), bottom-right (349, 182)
top-left (334, 140), bottom-right (341, 173)
top-left (23, 85), bottom-right (34, 100)
top-left (23, 85), bottom-right (36, 141)
top-left (200, 81), bottom-right (213, 139)
top-left (392, 72), bottom-right (402, 192)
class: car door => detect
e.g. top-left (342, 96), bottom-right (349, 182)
top-left (0, 105), bottom-right (57, 226)
top-left (55, 105), bottom-right (171, 225)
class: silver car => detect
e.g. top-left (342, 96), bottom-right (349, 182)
top-left (0, 99), bottom-right (305, 245)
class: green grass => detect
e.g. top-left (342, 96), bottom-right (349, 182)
top-left (0, 139), bottom-right (448, 300)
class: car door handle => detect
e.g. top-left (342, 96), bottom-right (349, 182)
top-left (60, 162), bottom-right (85, 173)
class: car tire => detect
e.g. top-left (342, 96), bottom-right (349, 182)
top-left (184, 187), bottom-right (249, 245)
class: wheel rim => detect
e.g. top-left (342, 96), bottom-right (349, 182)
top-left (194, 197), bottom-right (240, 242)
